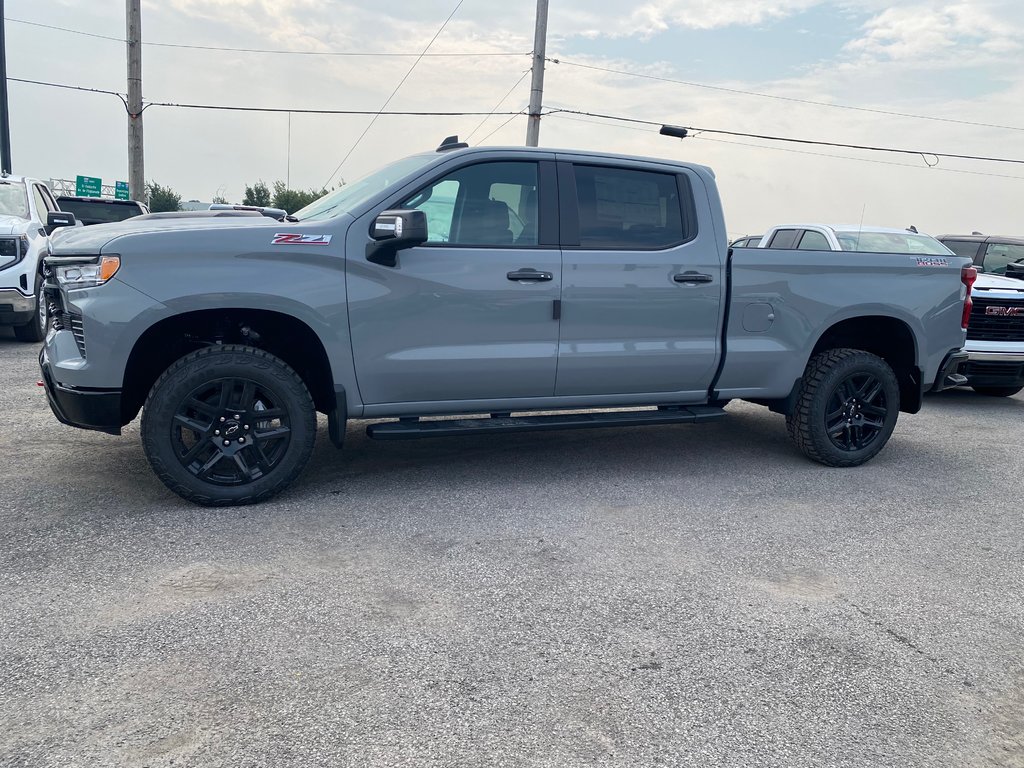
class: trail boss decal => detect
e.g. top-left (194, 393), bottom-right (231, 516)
top-left (915, 257), bottom-right (948, 267)
top-left (271, 233), bottom-right (332, 246)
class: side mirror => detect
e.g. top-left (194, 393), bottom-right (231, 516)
top-left (366, 209), bottom-right (428, 267)
top-left (46, 211), bottom-right (76, 235)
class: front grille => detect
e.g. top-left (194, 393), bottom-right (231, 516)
top-left (51, 305), bottom-right (86, 357)
top-left (68, 315), bottom-right (86, 357)
top-left (967, 297), bottom-right (1024, 342)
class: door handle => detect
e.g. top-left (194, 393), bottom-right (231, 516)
top-left (673, 272), bottom-right (713, 284)
top-left (507, 268), bottom-right (553, 282)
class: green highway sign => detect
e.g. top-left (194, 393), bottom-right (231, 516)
top-left (75, 175), bottom-right (102, 198)
top-left (115, 181), bottom-right (130, 200)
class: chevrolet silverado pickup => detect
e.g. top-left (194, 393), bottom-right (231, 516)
top-left (40, 142), bottom-right (972, 505)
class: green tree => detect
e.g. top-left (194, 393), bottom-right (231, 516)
top-left (270, 181), bottom-right (329, 214)
top-left (146, 181), bottom-right (181, 212)
top-left (243, 180), bottom-right (271, 207)
top-left (211, 192), bottom-right (229, 204)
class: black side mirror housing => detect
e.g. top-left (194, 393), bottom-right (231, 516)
top-left (366, 209), bottom-right (429, 267)
top-left (46, 211), bottom-right (76, 235)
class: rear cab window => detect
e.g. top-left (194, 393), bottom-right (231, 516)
top-left (568, 164), bottom-right (696, 249)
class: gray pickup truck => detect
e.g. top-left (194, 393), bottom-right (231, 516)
top-left (39, 142), bottom-right (972, 505)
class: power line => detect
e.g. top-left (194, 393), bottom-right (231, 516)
top-left (479, 107), bottom-right (527, 144)
top-left (322, 0), bottom-right (467, 188)
top-left (9, 77), bottom-right (521, 117)
top-left (550, 113), bottom-right (1024, 181)
top-left (546, 108), bottom-right (1024, 166)
top-left (6, 17), bottom-right (527, 57)
top-left (547, 58), bottom-right (1024, 133)
top-left (465, 69), bottom-right (532, 142)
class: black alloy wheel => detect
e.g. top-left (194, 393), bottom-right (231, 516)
top-left (824, 372), bottom-right (889, 452)
top-left (142, 345), bottom-right (316, 505)
top-left (786, 348), bottom-right (900, 467)
top-left (172, 377), bottom-right (292, 486)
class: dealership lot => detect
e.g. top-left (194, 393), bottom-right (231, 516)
top-left (2, 328), bottom-right (1023, 767)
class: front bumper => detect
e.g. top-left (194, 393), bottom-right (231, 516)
top-left (930, 350), bottom-right (970, 392)
top-left (962, 350), bottom-right (1024, 387)
top-left (0, 287), bottom-right (36, 325)
top-left (39, 346), bottom-right (122, 434)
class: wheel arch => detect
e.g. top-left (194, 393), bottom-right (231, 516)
top-left (808, 314), bottom-right (921, 414)
top-left (121, 308), bottom-right (337, 425)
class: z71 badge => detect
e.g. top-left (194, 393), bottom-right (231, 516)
top-left (271, 233), bottom-right (332, 246)
top-left (915, 257), bottom-right (948, 267)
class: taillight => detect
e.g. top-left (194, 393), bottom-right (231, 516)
top-left (961, 265), bottom-right (977, 329)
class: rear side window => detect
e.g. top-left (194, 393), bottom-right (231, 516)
top-left (942, 240), bottom-right (981, 259)
top-left (797, 230), bottom-right (830, 250)
top-left (572, 165), bottom-right (693, 249)
top-left (767, 229), bottom-right (800, 249)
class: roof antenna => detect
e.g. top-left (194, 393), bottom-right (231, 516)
top-left (856, 203), bottom-right (866, 250)
top-left (907, 225), bottom-right (918, 233)
top-left (437, 135), bottom-right (469, 152)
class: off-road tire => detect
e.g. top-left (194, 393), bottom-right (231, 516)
top-left (971, 385), bottom-right (1022, 398)
top-left (141, 345), bottom-right (316, 506)
top-left (786, 348), bottom-right (900, 467)
top-left (13, 277), bottom-right (46, 343)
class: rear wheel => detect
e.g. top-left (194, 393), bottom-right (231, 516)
top-left (786, 348), bottom-right (900, 467)
top-left (971, 385), bottom-right (1022, 397)
top-left (141, 345), bottom-right (316, 506)
top-left (13, 277), bottom-right (46, 343)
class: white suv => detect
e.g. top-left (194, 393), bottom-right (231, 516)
top-left (0, 174), bottom-right (68, 342)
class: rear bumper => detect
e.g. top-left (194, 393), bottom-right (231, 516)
top-left (930, 350), bottom-right (970, 392)
top-left (39, 347), bottom-right (122, 435)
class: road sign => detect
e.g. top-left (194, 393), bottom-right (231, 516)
top-left (75, 175), bottom-right (102, 197)
top-left (115, 181), bottom-right (130, 201)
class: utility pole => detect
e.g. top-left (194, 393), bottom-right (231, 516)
top-left (0, 0), bottom-right (13, 174)
top-left (126, 0), bottom-right (145, 203)
top-left (525, 0), bottom-right (548, 147)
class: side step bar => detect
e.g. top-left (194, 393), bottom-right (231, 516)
top-left (366, 406), bottom-right (726, 440)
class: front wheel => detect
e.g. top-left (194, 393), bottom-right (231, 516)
top-left (971, 385), bottom-right (1022, 397)
top-left (13, 278), bottom-right (46, 343)
top-left (141, 345), bottom-right (317, 506)
top-left (786, 348), bottom-right (900, 467)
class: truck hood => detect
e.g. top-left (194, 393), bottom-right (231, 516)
top-left (49, 215), bottom-right (279, 255)
top-left (974, 272), bottom-right (1024, 292)
top-left (0, 213), bottom-right (32, 235)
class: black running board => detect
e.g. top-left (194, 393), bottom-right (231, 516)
top-left (366, 406), bottom-right (726, 440)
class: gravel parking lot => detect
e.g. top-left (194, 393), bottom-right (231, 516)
top-left (2, 328), bottom-right (1023, 768)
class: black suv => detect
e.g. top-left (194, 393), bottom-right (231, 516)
top-left (938, 234), bottom-right (1024, 275)
top-left (56, 196), bottom-right (149, 226)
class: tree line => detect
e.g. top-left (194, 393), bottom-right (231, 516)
top-left (145, 180), bottom-right (331, 214)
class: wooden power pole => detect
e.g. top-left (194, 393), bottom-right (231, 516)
top-left (126, 0), bottom-right (145, 202)
top-left (525, 0), bottom-right (548, 147)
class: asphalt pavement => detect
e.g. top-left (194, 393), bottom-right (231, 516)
top-left (1, 327), bottom-right (1022, 767)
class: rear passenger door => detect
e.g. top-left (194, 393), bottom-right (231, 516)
top-left (553, 160), bottom-right (724, 397)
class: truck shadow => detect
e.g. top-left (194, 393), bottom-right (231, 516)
top-left (925, 388), bottom-right (1024, 409)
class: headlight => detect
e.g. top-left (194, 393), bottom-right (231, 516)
top-left (54, 255), bottom-right (120, 288)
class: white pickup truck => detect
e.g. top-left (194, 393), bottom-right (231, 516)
top-left (0, 173), bottom-right (74, 341)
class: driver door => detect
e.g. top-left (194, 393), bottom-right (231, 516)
top-left (346, 158), bottom-right (561, 406)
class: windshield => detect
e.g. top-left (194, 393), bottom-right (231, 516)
top-left (0, 181), bottom-right (29, 219)
top-left (294, 154), bottom-right (438, 222)
top-left (835, 231), bottom-right (953, 255)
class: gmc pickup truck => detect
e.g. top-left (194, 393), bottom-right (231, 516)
top-left (40, 142), bottom-right (973, 505)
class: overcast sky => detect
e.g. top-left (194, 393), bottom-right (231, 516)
top-left (6, 0), bottom-right (1024, 236)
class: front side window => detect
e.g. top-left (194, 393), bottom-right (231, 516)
top-left (573, 165), bottom-right (690, 249)
top-left (401, 161), bottom-right (538, 246)
top-left (983, 243), bottom-right (1024, 274)
top-left (32, 185), bottom-right (53, 217)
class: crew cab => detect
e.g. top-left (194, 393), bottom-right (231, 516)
top-left (0, 173), bottom-right (76, 342)
top-left (756, 224), bottom-right (953, 255)
top-left (40, 142), bottom-right (972, 505)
